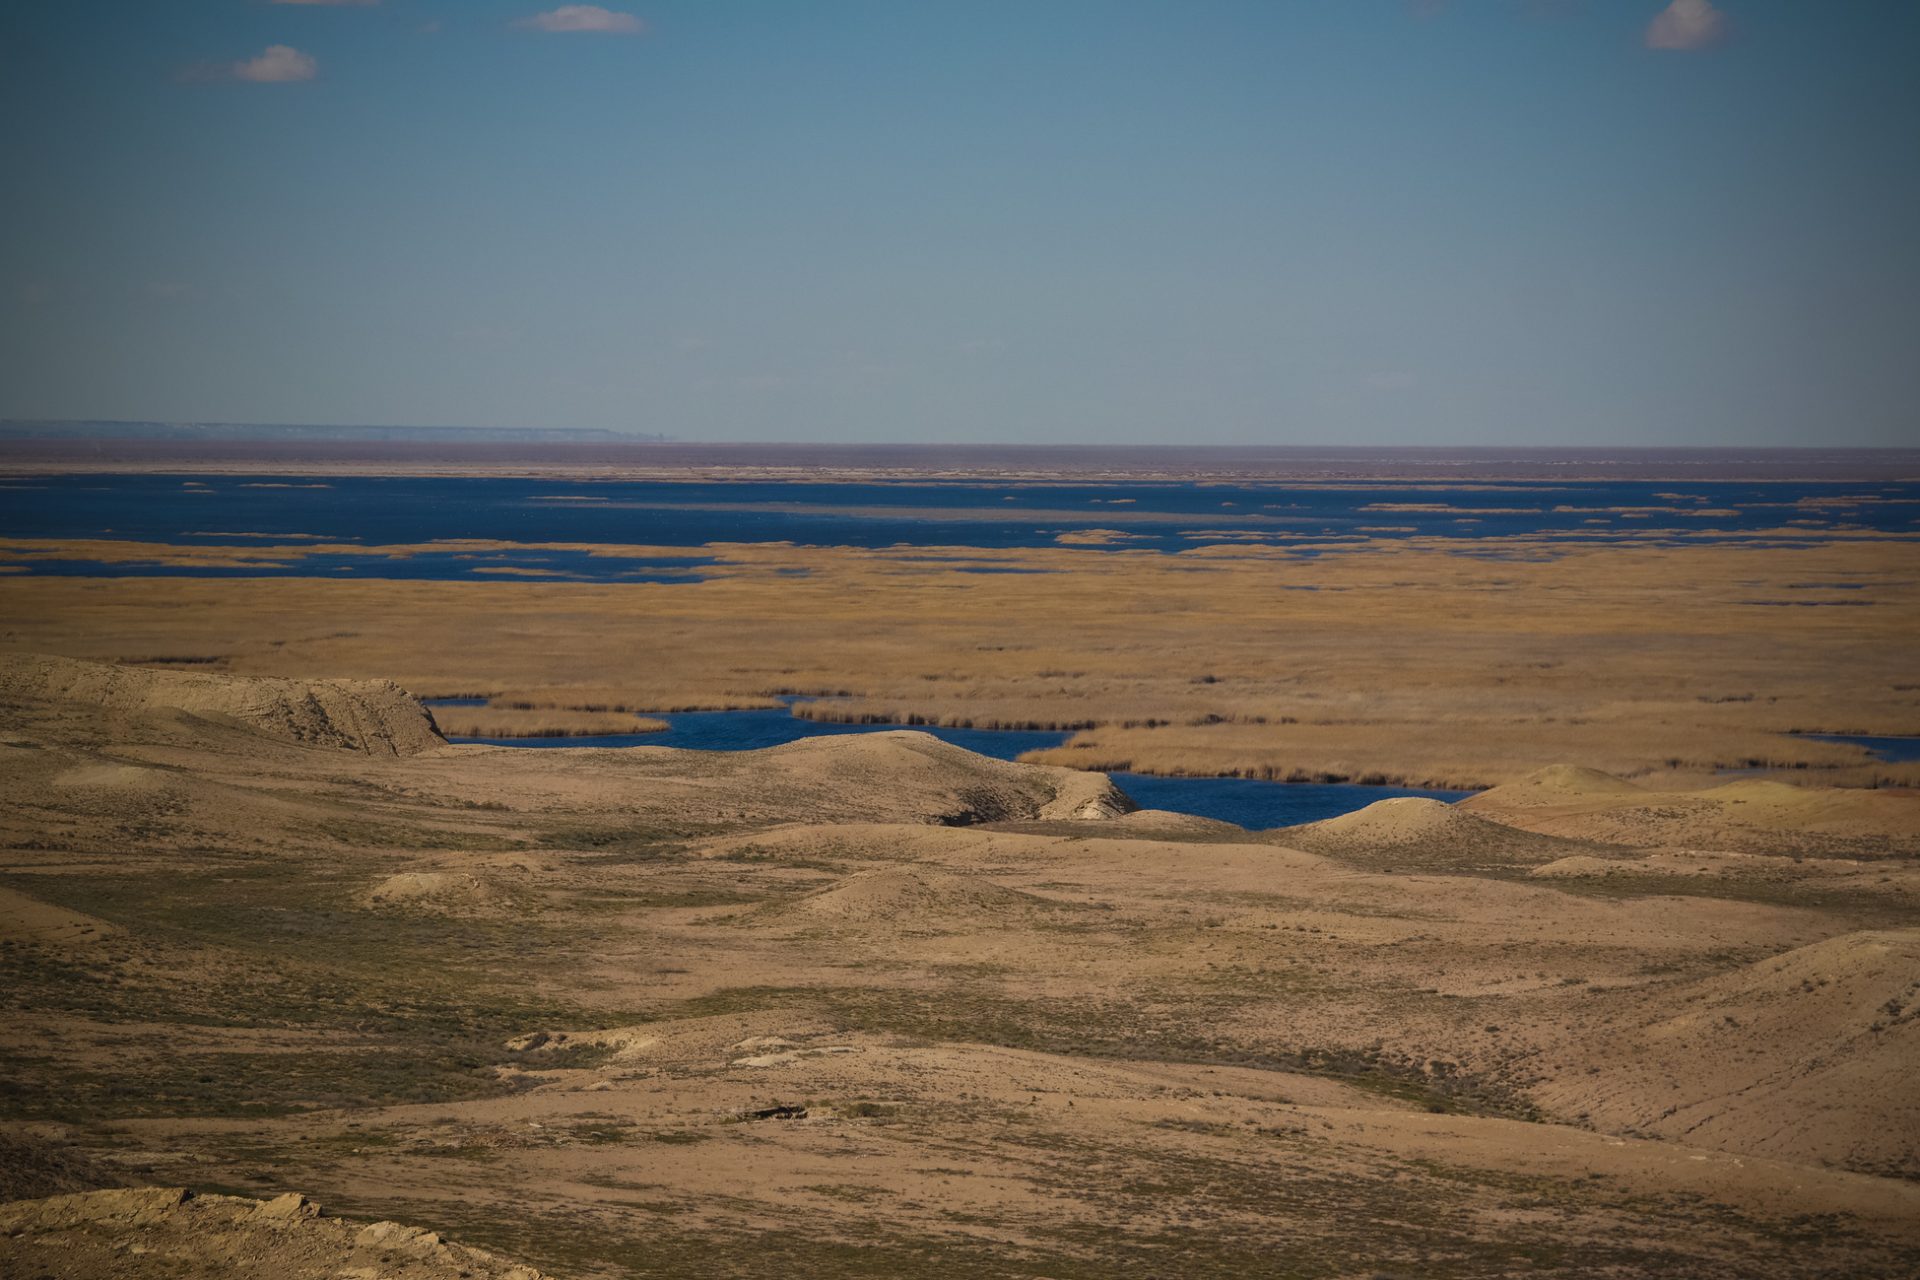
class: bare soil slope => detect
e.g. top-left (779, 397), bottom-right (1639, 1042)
top-left (1525, 929), bottom-right (1920, 1178)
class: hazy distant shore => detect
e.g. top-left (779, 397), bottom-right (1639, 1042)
top-left (4, 438), bottom-right (1918, 483)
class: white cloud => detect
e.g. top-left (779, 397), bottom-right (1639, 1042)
top-left (516, 5), bottom-right (645, 34)
top-left (1645, 0), bottom-right (1730, 51)
top-left (233, 44), bottom-right (318, 82)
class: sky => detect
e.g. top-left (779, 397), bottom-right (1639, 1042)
top-left (1, 1), bottom-right (1917, 446)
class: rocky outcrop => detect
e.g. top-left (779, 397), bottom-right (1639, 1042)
top-left (0, 653), bottom-right (444, 756)
top-left (0, 1187), bottom-right (556, 1279)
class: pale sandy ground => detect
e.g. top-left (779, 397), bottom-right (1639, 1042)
top-left (2, 656), bottom-right (1918, 1277)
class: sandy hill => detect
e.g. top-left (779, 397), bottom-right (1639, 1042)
top-left (1462, 765), bottom-right (1920, 857)
top-left (1270, 795), bottom-right (1600, 870)
top-left (1698, 778), bottom-right (1920, 838)
top-left (1286, 796), bottom-right (1494, 844)
top-left (773, 864), bottom-right (1062, 927)
top-left (1462, 764), bottom-right (1647, 809)
top-left (756, 731), bottom-right (1133, 822)
top-left (0, 653), bottom-right (443, 756)
top-left (1526, 929), bottom-right (1920, 1177)
top-left (0, 1188), bottom-right (553, 1280)
top-left (1113, 808), bottom-right (1247, 837)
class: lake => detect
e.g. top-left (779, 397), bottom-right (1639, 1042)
top-left (1798, 734), bottom-right (1920, 763)
top-left (2, 473), bottom-right (1915, 580)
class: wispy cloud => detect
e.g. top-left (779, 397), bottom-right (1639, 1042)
top-left (233, 44), bottom-right (319, 82)
top-left (1645, 0), bottom-right (1730, 51)
top-left (515, 5), bottom-right (645, 34)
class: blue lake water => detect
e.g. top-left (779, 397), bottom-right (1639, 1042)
top-left (1800, 734), bottom-right (1920, 763)
top-left (2, 474), bottom-right (1914, 580)
top-left (435, 701), bottom-right (1470, 830)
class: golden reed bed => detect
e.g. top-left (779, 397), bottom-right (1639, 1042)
top-left (2, 532), bottom-right (1915, 789)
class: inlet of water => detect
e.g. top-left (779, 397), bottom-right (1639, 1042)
top-left (433, 701), bottom-right (1469, 830)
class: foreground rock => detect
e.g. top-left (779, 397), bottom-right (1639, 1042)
top-left (0, 1187), bottom-right (554, 1279)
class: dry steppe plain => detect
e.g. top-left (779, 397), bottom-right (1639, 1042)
top-left (2, 649), bottom-right (1918, 1278)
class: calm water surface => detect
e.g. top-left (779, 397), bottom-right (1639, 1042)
top-left (4, 474), bottom-right (1914, 580)
top-left (1799, 734), bottom-right (1920, 763)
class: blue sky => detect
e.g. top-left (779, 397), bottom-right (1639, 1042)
top-left (2, 1), bottom-right (1916, 445)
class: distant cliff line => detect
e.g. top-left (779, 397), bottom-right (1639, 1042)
top-left (0, 420), bottom-right (667, 444)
